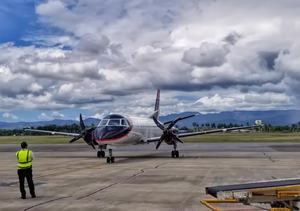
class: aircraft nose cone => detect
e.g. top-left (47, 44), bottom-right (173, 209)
top-left (95, 127), bottom-right (105, 139)
top-left (95, 126), bottom-right (131, 141)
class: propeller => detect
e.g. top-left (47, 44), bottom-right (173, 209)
top-left (153, 114), bottom-right (195, 150)
top-left (69, 114), bottom-right (96, 149)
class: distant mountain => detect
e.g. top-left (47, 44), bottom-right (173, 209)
top-left (83, 118), bottom-right (101, 126)
top-left (1, 110), bottom-right (300, 129)
top-left (159, 110), bottom-right (300, 128)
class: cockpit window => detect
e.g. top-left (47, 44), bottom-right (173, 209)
top-left (108, 119), bottom-right (120, 126)
top-left (99, 118), bottom-right (129, 127)
top-left (121, 119), bottom-right (128, 126)
top-left (99, 119), bottom-right (108, 126)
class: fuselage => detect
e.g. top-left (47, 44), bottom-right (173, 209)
top-left (93, 114), bottom-right (162, 146)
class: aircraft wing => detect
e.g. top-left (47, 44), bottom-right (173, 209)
top-left (146, 124), bottom-right (260, 143)
top-left (24, 129), bottom-right (80, 137)
top-left (176, 125), bottom-right (259, 138)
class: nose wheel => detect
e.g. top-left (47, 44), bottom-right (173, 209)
top-left (171, 143), bottom-right (179, 158)
top-left (171, 150), bottom-right (179, 158)
top-left (106, 149), bottom-right (115, 163)
top-left (106, 157), bottom-right (115, 163)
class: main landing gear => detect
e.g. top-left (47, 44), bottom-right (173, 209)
top-left (97, 151), bottom-right (105, 158)
top-left (171, 143), bottom-right (179, 158)
top-left (97, 146), bottom-right (105, 158)
top-left (106, 149), bottom-right (115, 164)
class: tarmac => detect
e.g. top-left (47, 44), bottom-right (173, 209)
top-left (1, 143), bottom-right (300, 211)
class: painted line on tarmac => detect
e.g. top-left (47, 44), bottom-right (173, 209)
top-left (76, 162), bottom-right (167, 200)
top-left (24, 196), bottom-right (72, 211)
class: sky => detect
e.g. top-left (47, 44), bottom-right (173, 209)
top-left (0, 0), bottom-right (300, 122)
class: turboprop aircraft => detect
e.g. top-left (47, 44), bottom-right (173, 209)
top-left (26, 90), bottom-right (262, 163)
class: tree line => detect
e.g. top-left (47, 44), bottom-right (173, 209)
top-left (179, 122), bottom-right (300, 133)
top-left (1, 122), bottom-right (300, 136)
top-left (0, 123), bottom-right (84, 136)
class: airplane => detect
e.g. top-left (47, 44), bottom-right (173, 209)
top-left (26, 89), bottom-right (263, 163)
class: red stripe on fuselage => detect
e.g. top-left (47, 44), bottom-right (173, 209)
top-left (96, 131), bottom-right (130, 143)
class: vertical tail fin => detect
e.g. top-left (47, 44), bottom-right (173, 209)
top-left (153, 89), bottom-right (160, 119)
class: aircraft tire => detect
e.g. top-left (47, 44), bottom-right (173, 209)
top-left (106, 157), bottom-right (111, 163)
top-left (175, 151), bottom-right (179, 158)
top-left (97, 151), bottom-right (101, 158)
top-left (171, 151), bottom-right (175, 158)
top-left (101, 151), bottom-right (105, 157)
top-left (111, 157), bottom-right (115, 163)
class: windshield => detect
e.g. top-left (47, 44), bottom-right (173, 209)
top-left (99, 118), bottom-right (129, 127)
top-left (99, 119), bottom-right (108, 126)
top-left (108, 119), bottom-right (121, 126)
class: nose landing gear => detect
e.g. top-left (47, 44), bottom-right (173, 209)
top-left (97, 151), bottom-right (105, 158)
top-left (171, 150), bottom-right (179, 158)
top-left (171, 143), bottom-right (179, 158)
top-left (106, 149), bottom-right (115, 163)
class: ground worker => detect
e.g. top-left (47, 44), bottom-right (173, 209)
top-left (16, 141), bottom-right (36, 199)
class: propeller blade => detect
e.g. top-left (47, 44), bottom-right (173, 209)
top-left (178, 114), bottom-right (196, 120)
top-left (69, 135), bottom-right (83, 143)
top-left (152, 115), bottom-right (165, 130)
top-left (153, 113), bottom-right (193, 150)
top-left (167, 114), bottom-right (196, 130)
top-left (79, 113), bottom-right (85, 131)
top-left (90, 143), bottom-right (96, 149)
top-left (87, 127), bottom-right (95, 132)
top-left (172, 134), bottom-right (184, 144)
top-left (164, 114), bottom-right (196, 125)
top-left (156, 139), bottom-right (163, 150)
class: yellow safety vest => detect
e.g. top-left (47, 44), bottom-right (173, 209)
top-left (16, 149), bottom-right (32, 169)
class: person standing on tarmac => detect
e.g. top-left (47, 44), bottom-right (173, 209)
top-left (16, 141), bottom-right (36, 199)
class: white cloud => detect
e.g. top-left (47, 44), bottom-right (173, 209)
top-left (276, 45), bottom-right (300, 80)
top-left (38, 112), bottom-right (50, 120)
top-left (51, 111), bottom-right (64, 119)
top-left (1, 0), bottom-right (300, 118)
top-left (194, 92), bottom-right (292, 112)
top-left (2, 112), bottom-right (18, 120)
top-left (38, 111), bottom-right (65, 120)
top-left (182, 42), bottom-right (230, 67)
top-left (90, 113), bottom-right (103, 119)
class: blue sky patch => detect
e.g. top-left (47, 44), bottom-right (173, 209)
top-left (0, 0), bottom-right (40, 45)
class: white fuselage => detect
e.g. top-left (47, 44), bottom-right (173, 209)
top-left (96, 115), bottom-right (162, 146)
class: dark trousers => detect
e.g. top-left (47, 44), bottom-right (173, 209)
top-left (17, 168), bottom-right (35, 197)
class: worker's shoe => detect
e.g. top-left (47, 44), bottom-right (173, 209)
top-left (21, 195), bottom-right (26, 199)
top-left (31, 194), bottom-right (36, 198)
